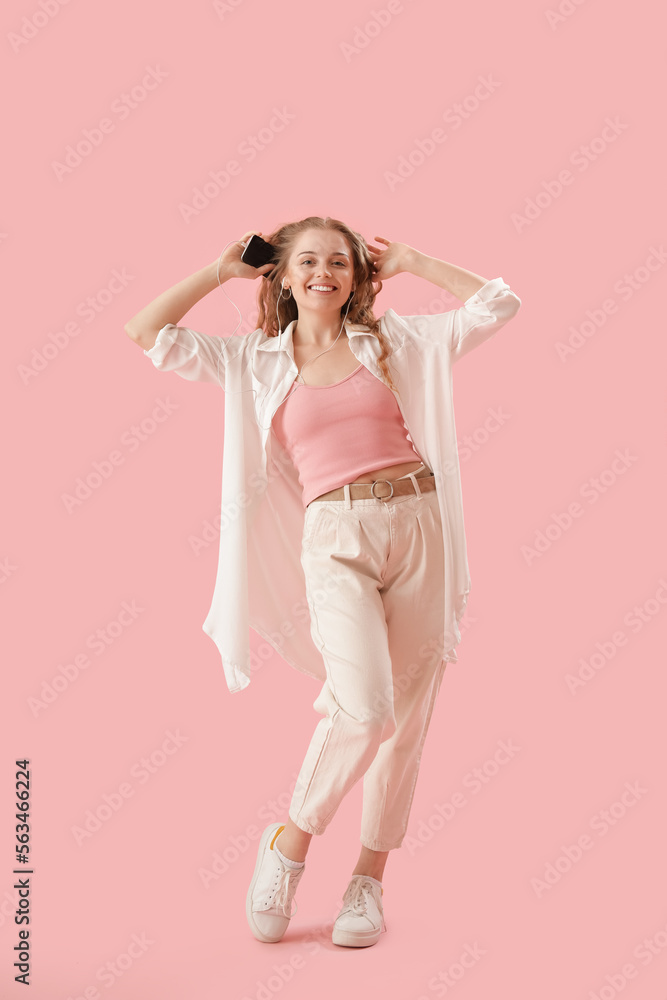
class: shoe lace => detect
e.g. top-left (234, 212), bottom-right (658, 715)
top-left (342, 877), bottom-right (375, 916)
top-left (272, 864), bottom-right (302, 918)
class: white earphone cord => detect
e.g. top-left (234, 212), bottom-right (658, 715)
top-left (211, 239), bottom-right (355, 431)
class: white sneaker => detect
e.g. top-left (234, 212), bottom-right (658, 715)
top-left (332, 874), bottom-right (387, 947)
top-left (246, 823), bottom-right (306, 943)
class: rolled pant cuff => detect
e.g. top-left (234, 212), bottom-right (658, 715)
top-left (288, 810), bottom-right (327, 836)
top-left (360, 837), bottom-right (403, 852)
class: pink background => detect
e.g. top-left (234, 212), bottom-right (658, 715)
top-left (2, 0), bottom-right (666, 996)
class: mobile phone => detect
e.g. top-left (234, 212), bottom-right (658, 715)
top-left (241, 234), bottom-right (278, 269)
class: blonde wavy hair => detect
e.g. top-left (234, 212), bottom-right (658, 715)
top-left (255, 216), bottom-right (399, 394)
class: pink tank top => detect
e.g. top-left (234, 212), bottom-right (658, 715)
top-left (271, 363), bottom-right (423, 507)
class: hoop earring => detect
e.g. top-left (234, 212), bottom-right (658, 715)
top-left (281, 284), bottom-right (292, 299)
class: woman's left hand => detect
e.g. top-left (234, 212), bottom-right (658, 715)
top-left (367, 236), bottom-right (417, 282)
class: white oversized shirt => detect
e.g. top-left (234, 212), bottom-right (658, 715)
top-left (144, 277), bottom-right (522, 694)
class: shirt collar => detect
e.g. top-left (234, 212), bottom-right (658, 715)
top-left (256, 319), bottom-right (375, 352)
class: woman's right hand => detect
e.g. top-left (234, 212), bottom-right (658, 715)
top-left (216, 230), bottom-right (276, 281)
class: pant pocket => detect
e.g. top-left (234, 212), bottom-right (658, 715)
top-left (415, 490), bottom-right (441, 540)
top-left (301, 504), bottom-right (330, 554)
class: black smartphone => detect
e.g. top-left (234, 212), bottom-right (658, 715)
top-left (241, 234), bottom-right (278, 269)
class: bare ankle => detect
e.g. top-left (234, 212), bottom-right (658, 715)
top-left (351, 867), bottom-right (384, 882)
top-left (275, 836), bottom-right (305, 863)
top-left (351, 847), bottom-right (389, 883)
top-left (275, 822), bottom-right (312, 864)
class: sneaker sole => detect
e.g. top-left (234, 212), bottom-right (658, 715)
top-left (332, 924), bottom-right (383, 947)
top-left (246, 822), bottom-right (291, 943)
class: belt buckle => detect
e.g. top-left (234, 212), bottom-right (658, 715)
top-left (371, 478), bottom-right (394, 501)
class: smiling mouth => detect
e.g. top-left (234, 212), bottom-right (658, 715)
top-left (308, 285), bottom-right (337, 292)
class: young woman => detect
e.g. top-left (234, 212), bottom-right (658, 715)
top-left (125, 216), bottom-right (521, 948)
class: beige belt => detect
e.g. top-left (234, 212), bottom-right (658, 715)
top-left (309, 466), bottom-right (436, 504)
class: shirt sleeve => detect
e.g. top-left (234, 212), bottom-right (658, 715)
top-left (384, 277), bottom-right (522, 364)
top-left (143, 324), bottom-right (243, 385)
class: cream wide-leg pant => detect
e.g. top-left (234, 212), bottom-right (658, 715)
top-left (289, 465), bottom-right (449, 852)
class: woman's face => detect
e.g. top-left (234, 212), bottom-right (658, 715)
top-left (283, 229), bottom-right (355, 313)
